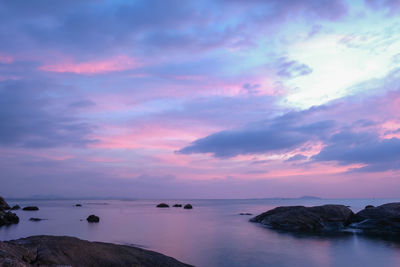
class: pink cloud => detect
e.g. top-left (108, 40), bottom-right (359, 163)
top-left (39, 55), bottom-right (141, 74)
top-left (0, 54), bottom-right (13, 64)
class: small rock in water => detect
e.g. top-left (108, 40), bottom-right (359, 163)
top-left (0, 211), bottom-right (19, 226)
top-left (157, 203), bottom-right (169, 208)
top-left (22, 206), bottom-right (39, 211)
top-left (29, 217), bottom-right (43, 222)
top-left (11, 205), bottom-right (21, 210)
top-left (173, 204), bottom-right (182, 207)
top-left (183, 204), bottom-right (193, 209)
top-left (239, 213), bottom-right (253, 216)
top-left (75, 204), bottom-right (82, 207)
top-left (87, 215), bottom-right (100, 223)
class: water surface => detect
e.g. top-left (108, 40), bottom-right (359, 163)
top-left (1, 198), bottom-right (400, 267)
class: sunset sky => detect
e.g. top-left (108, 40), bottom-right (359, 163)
top-left (1, 0), bottom-right (400, 198)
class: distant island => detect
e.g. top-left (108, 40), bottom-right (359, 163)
top-left (298, 196), bottom-right (322, 200)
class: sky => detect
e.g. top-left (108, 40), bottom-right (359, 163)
top-left (1, 0), bottom-right (400, 199)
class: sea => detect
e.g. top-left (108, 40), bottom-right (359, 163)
top-left (1, 198), bottom-right (400, 267)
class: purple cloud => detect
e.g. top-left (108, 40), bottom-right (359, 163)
top-left (0, 80), bottom-right (95, 148)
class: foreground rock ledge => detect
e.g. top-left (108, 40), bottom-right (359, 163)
top-left (0, 235), bottom-right (192, 267)
top-left (250, 203), bottom-right (400, 235)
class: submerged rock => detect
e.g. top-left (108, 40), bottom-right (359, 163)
top-left (87, 215), bottom-right (100, 223)
top-left (29, 217), bottom-right (43, 222)
top-left (11, 205), bottom-right (21, 210)
top-left (239, 213), bottom-right (253, 216)
top-left (75, 203), bottom-right (82, 207)
top-left (157, 203), bottom-right (169, 208)
top-left (250, 205), bottom-right (354, 232)
top-left (183, 204), bottom-right (193, 209)
top-left (0, 235), bottom-right (192, 267)
top-left (22, 206), bottom-right (39, 211)
top-left (173, 204), bottom-right (182, 207)
top-left (0, 197), bottom-right (10, 210)
top-left (0, 211), bottom-right (19, 226)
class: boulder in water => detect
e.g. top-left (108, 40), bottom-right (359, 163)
top-left (156, 203), bottom-right (169, 208)
top-left (22, 206), bottom-right (39, 211)
top-left (87, 215), bottom-right (100, 223)
top-left (0, 211), bottom-right (19, 226)
top-left (349, 202), bottom-right (400, 235)
top-left (11, 205), bottom-right (20, 210)
top-left (183, 204), bottom-right (193, 209)
top-left (251, 205), bottom-right (354, 232)
top-left (29, 217), bottom-right (43, 222)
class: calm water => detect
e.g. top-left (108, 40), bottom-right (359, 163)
top-left (1, 198), bottom-right (400, 267)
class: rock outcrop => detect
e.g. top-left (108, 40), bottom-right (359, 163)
top-left (157, 203), bottom-right (169, 208)
top-left (0, 197), bottom-right (10, 210)
top-left (11, 205), bottom-right (21, 210)
top-left (183, 204), bottom-right (193, 210)
top-left (0, 198), bottom-right (19, 227)
top-left (0, 211), bottom-right (19, 226)
top-left (251, 203), bottom-right (400, 236)
top-left (250, 205), bottom-right (354, 232)
top-left (349, 202), bottom-right (400, 235)
top-left (0, 235), bottom-right (192, 267)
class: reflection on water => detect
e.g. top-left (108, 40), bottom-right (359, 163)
top-left (1, 198), bottom-right (400, 267)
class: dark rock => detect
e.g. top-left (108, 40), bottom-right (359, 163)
top-left (0, 197), bottom-right (10, 210)
top-left (250, 205), bottom-right (354, 232)
top-left (0, 211), bottom-right (19, 226)
top-left (87, 214), bottom-right (100, 223)
top-left (157, 203), bottom-right (169, 208)
top-left (22, 206), bottom-right (39, 211)
top-left (365, 205), bottom-right (374, 209)
top-left (11, 205), bottom-right (21, 210)
top-left (75, 204), bottom-right (82, 207)
top-left (183, 204), bottom-right (193, 209)
top-left (239, 213), bottom-right (253, 216)
top-left (352, 203), bottom-right (400, 222)
top-left (0, 235), bottom-right (192, 267)
top-left (349, 202), bottom-right (400, 234)
top-left (29, 218), bottom-right (43, 222)
top-left (173, 204), bottom-right (182, 207)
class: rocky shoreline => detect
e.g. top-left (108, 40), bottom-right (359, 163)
top-left (250, 202), bottom-right (400, 236)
